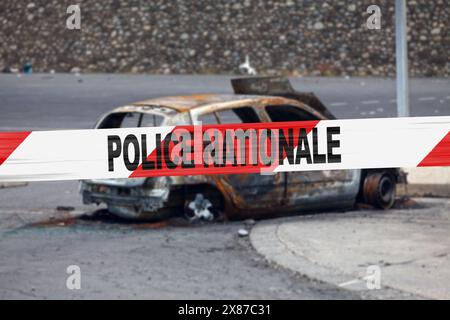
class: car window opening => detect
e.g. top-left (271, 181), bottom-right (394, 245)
top-left (265, 105), bottom-right (319, 122)
top-left (97, 112), bottom-right (164, 129)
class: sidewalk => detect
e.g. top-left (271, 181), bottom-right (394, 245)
top-left (250, 198), bottom-right (450, 299)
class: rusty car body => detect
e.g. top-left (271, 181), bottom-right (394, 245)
top-left (80, 77), bottom-right (399, 220)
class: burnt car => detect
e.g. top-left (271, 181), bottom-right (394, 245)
top-left (80, 77), bottom-right (399, 220)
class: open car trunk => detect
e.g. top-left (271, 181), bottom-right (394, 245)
top-left (231, 76), bottom-right (336, 120)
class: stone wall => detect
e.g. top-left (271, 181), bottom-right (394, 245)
top-left (0, 0), bottom-right (449, 76)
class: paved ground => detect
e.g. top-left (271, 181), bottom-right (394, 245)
top-left (0, 209), bottom-right (375, 300)
top-left (251, 198), bottom-right (450, 300)
top-left (0, 74), bottom-right (448, 299)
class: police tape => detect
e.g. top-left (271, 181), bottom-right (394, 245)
top-left (0, 116), bottom-right (449, 182)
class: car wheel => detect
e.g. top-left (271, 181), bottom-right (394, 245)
top-left (184, 193), bottom-right (218, 221)
top-left (363, 172), bottom-right (396, 209)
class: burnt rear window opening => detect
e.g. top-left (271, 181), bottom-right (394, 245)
top-left (198, 106), bottom-right (261, 125)
top-left (265, 105), bottom-right (319, 122)
top-left (97, 112), bottom-right (164, 129)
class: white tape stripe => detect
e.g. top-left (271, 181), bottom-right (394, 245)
top-left (0, 117), bottom-right (449, 182)
top-left (273, 117), bottom-right (450, 173)
top-left (0, 126), bottom-right (175, 182)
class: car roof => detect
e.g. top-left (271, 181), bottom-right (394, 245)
top-left (126, 94), bottom-right (276, 112)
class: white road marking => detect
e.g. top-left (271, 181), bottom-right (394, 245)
top-left (361, 100), bottom-right (380, 105)
top-left (338, 279), bottom-right (362, 287)
top-left (419, 97), bottom-right (436, 101)
top-left (330, 102), bottom-right (349, 107)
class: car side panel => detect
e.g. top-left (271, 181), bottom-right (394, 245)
top-left (190, 102), bottom-right (286, 210)
top-left (285, 169), bottom-right (361, 211)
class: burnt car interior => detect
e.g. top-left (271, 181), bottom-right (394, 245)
top-left (199, 106), bottom-right (260, 124)
top-left (98, 112), bottom-right (164, 129)
top-left (265, 105), bottom-right (319, 122)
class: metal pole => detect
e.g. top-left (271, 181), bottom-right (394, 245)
top-left (395, 0), bottom-right (410, 117)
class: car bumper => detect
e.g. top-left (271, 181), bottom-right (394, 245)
top-left (80, 181), bottom-right (169, 214)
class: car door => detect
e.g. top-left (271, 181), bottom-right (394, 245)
top-left (263, 103), bottom-right (361, 210)
top-left (193, 105), bottom-right (286, 210)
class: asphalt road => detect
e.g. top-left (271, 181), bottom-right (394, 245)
top-left (0, 74), bottom-right (446, 299)
top-left (0, 213), bottom-right (351, 299)
top-left (0, 74), bottom-right (449, 131)
top-left (0, 210), bottom-right (414, 299)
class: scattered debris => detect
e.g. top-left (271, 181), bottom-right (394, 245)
top-left (132, 221), bottom-right (168, 229)
top-left (32, 216), bottom-right (77, 228)
top-left (356, 196), bottom-right (422, 211)
top-left (56, 206), bottom-right (75, 211)
top-left (238, 229), bottom-right (249, 237)
top-left (393, 196), bottom-right (423, 210)
top-left (30, 209), bottom-right (192, 229)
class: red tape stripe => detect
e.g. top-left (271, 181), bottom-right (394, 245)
top-left (0, 132), bottom-right (31, 166)
top-left (129, 121), bottom-right (320, 178)
top-left (418, 131), bottom-right (450, 167)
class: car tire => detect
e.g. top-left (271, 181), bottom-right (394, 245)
top-left (363, 172), bottom-right (396, 209)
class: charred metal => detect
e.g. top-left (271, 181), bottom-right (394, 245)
top-left (81, 77), bottom-right (399, 220)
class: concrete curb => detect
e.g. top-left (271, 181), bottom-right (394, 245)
top-left (0, 182), bottom-right (28, 189)
top-left (400, 167), bottom-right (450, 198)
top-left (250, 199), bottom-right (450, 299)
top-left (250, 217), bottom-right (356, 288)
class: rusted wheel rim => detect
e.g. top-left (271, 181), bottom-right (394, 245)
top-left (363, 173), bottom-right (396, 209)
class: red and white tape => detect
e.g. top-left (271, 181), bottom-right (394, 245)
top-left (0, 116), bottom-right (449, 182)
